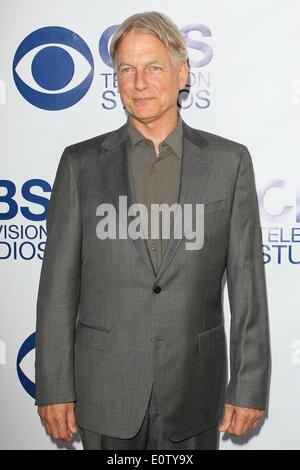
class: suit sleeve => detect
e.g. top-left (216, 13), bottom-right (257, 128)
top-left (34, 147), bottom-right (82, 406)
top-left (224, 146), bottom-right (270, 410)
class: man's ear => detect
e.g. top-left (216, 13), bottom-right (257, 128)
top-left (178, 61), bottom-right (189, 90)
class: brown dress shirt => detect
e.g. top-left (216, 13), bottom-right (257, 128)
top-left (126, 113), bottom-right (183, 274)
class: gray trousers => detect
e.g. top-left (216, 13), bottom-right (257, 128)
top-left (78, 379), bottom-right (220, 450)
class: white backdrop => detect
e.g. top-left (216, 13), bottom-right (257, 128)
top-left (1, 0), bottom-right (299, 450)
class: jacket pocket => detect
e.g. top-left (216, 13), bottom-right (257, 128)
top-left (75, 321), bottom-right (111, 351)
top-left (201, 197), bottom-right (228, 215)
top-left (197, 323), bottom-right (226, 356)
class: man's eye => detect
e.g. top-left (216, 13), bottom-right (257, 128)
top-left (121, 67), bottom-right (131, 73)
top-left (120, 66), bottom-right (161, 73)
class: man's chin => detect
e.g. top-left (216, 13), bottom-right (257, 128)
top-left (128, 109), bottom-right (161, 123)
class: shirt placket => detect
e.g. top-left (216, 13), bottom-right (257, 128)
top-left (148, 143), bottom-right (170, 273)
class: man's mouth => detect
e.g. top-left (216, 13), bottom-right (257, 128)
top-left (134, 97), bottom-right (154, 102)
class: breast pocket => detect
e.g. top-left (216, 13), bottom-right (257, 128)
top-left (197, 323), bottom-right (226, 356)
top-left (201, 196), bottom-right (228, 215)
top-left (75, 321), bottom-right (111, 352)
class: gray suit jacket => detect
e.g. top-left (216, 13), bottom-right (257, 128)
top-left (35, 119), bottom-right (270, 441)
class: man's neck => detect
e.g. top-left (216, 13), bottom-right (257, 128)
top-left (128, 110), bottom-right (179, 147)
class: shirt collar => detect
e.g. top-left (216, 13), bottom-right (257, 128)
top-left (126, 113), bottom-right (183, 159)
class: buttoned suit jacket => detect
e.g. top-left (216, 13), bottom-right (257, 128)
top-left (35, 118), bottom-right (270, 441)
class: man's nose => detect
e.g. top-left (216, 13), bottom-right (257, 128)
top-left (134, 70), bottom-right (147, 90)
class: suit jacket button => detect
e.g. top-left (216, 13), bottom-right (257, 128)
top-left (153, 285), bottom-right (161, 294)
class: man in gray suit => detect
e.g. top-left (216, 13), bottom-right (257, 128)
top-left (35, 11), bottom-right (270, 450)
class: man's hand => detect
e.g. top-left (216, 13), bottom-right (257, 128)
top-left (37, 402), bottom-right (77, 442)
top-left (219, 404), bottom-right (263, 437)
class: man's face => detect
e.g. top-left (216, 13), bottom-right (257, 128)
top-left (115, 29), bottom-right (188, 123)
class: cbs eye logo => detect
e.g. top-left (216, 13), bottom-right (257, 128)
top-left (12, 26), bottom-right (94, 111)
top-left (17, 333), bottom-right (36, 399)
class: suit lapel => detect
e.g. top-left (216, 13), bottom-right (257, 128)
top-left (98, 119), bottom-right (212, 281)
top-left (155, 124), bottom-right (212, 281)
top-left (99, 126), bottom-right (157, 277)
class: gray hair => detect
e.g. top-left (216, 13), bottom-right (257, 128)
top-left (109, 11), bottom-right (189, 70)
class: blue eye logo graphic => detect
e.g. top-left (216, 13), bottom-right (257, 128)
top-left (13, 26), bottom-right (94, 111)
top-left (17, 332), bottom-right (36, 399)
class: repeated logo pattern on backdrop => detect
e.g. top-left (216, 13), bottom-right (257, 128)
top-left (1, 3), bottom-right (299, 449)
top-left (9, 20), bottom-right (300, 402)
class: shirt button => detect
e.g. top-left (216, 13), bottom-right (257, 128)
top-left (150, 243), bottom-right (156, 251)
